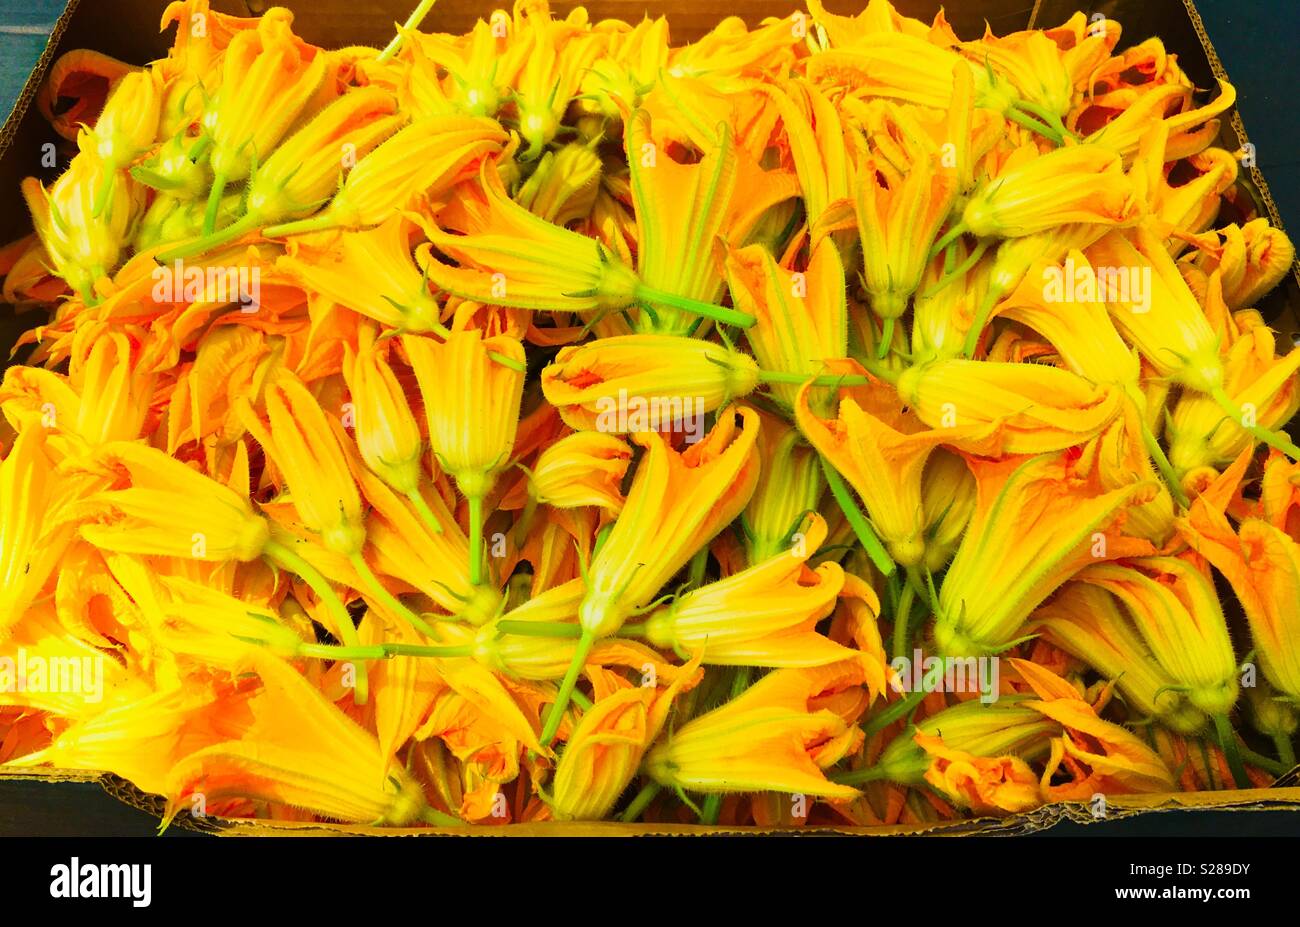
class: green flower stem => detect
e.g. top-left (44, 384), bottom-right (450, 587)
top-left (620, 781), bottom-right (662, 823)
top-left (131, 165), bottom-right (183, 193)
top-left (1005, 107), bottom-right (1063, 144)
top-left (1239, 745), bottom-right (1287, 778)
top-left (157, 211), bottom-right (261, 262)
top-left (348, 551), bottom-right (440, 639)
top-left (634, 283), bottom-right (756, 329)
top-left (494, 620), bottom-right (584, 639)
top-left (686, 546), bottom-right (709, 590)
top-left (383, 642), bottom-right (474, 658)
top-left (202, 170), bottom-right (228, 236)
top-left (699, 792), bottom-right (723, 825)
top-left (377, 0), bottom-right (439, 63)
top-left (892, 580), bottom-right (916, 661)
top-left (875, 316), bottom-right (895, 360)
top-left (820, 456), bottom-right (895, 577)
top-left (421, 807), bottom-right (465, 827)
top-left (467, 494), bottom-right (485, 586)
top-left (921, 240), bottom-right (990, 300)
top-left (405, 488), bottom-right (444, 534)
top-left (298, 641), bottom-right (389, 661)
top-left (829, 765), bottom-right (893, 785)
top-left (1213, 713), bottom-right (1252, 789)
top-left (927, 222), bottom-right (969, 261)
top-left (1274, 734), bottom-right (1297, 771)
top-left (862, 687), bottom-right (928, 738)
top-left (540, 628), bottom-right (596, 745)
top-left (1011, 99), bottom-right (1073, 141)
top-left (263, 212), bottom-right (342, 239)
top-left (488, 351), bottom-right (527, 372)
top-left (1210, 387), bottom-right (1300, 461)
top-left (264, 539), bottom-right (369, 704)
top-left (187, 133), bottom-right (212, 163)
top-left (961, 286), bottom-right (1002, 358)
top-left (756, 370), bottom-right (873, 387)
top-left (1125, 387), bottom-right (1189, 508)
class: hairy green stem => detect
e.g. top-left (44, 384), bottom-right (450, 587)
top-left (820, 456), bottom-right (895, 577)
top-left (264, 539), bottom-right (369, 704)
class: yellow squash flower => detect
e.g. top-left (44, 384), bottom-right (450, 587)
top-left (549, 654), bottom-right (702, 821)
top-left (0, 325), bottom-right (155, 446)
top-left (514, 141), bottom-right (604, 226)
top-left (641, 514), bottom-right (857, 667)
top-left (342, 323), bottom-right (424, 496)
top-left (1259, 449), bottom-right (1300, 537)
top-left (578, 406), bottom-right (761, 639)
top-left (82, 66), bottom-right (163, 185)
top-left (868, 698), bottom-right (1058, 797)
top-left (15, 684), bottom-right (229, 799)
top-left (203, 10), bottom-right (327, 191)
top-left (22, 152), bottom-right (143, 302)
top-left (404, 328), bottom-right (526, 584)
top-left (805, 34), bottom-right (965, 110)
top-left (852, 71), bottom-right (965, 345)
top-left (530, 432), bottom-right (631, 513)
top-left (896, 357), bottom-right (1124, 455)
top-left (277, 214), bottom-right (443, 333)
top-left (1180, 466), bottom-right (1300, 702)
top-left (172, 86), bottom-right (403, 256)
top-left (241, 371), bottom-right (366, 557)
top-left (0, 603), bottom-right (152, 715)
top-left (797, 361), bottom-right (997, 568)
top-left (1076, 553), bottom-right (1237, 712)
top-left (265, 115), bottom-right (508, 237)
top-left (540, 334), bottom-right (759, 433)
top-left (741, 411), bottom-right (824, 564)
top-left (1011, 659), bottom-right (1177, 800)
top-left (759, 79), bottom-right (855, 248)
top-left (959, 144), bottom-right (1140, 239)
top-left (644, 661), bottom-right (866, 800)
top-left (934, 453), bottom-right (1154, 657)
top-left (996, 250), bottom-right (1141, 388)
top-left (37, 47), bottom-right (134, 142)
top-left (1085, 225), bottom-right (1222, 393)
top-left (540, 407), bottom-right (761, 743)
top-left (725, 238), bottom-right (848, 413)
top-left (403, 18), bottom-right (507, 118)
top-left (419, 160), bottom-right (646, 316)
top-left (1186, 219), bottom-right (1296, 311)
top-left (1032, 582), bottom-right (1208, 733)
top-left (404, 329), bottom-right (525, 500)
top-left (0, 429), bottom-right (81, 637)
top-left (1167, 324), bottom-right (1300, 472)
top-left (625, 110), bottom-right (782, 334)
top-left (1087, 80), bottom-right (1237, 162)
top-left (79, 441), bottom-right (269, 562)
top-left (167, 650), bottom-right (426, 824)
top-left (918, 449), bottom-right (977, 572)
top-left (913, 733), bottom-right (1043, 816)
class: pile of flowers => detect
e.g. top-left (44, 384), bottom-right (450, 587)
top-left (1, 0), bottom-right (1298, 829)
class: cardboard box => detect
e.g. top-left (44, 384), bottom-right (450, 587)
top-left (2, 0), bottom-right (1298, 835)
